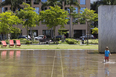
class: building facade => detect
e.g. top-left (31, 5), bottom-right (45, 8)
top-left (0, 0), bottom-right (90, 38)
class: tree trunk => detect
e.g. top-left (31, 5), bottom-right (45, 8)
top-left (26, 26), bottom-right (29, 40)
top-left (11, 0), bottom-right (13, 11)
top-left (53, 26), bottom-right (56, 43)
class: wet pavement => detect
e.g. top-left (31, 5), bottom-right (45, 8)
top-left (0, 50), bottom-right (116, 77)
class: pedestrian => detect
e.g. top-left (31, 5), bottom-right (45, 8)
top-left (104, 46), bottom-right (111, 62)
top-left (82, 36), bottom-right (84, 44)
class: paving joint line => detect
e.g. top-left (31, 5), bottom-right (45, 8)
top-left (60, 50), bottom-right (64, 77)
top-left (51, 51), bottom-right (56, 77)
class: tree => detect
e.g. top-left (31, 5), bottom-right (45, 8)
top-left (0, 0), bottom-right (24, 11)
top-left (92, 27), bottom-right (98, 34)
top-left (78, 8), bottom-right (98, 44)
top-left (100, 0), bottom-right (116, 5)
top-left (40, 5), bottom-right (69, 42)
top-left (41, 0), bottom-right (61, 8)
top-left (0, 11), bottom-right (21, 40)
top-left (64, 0), bottom-right (80, 38)
top-left (16, 2), bottom-right (40, 40)
top-left (11, 27), bottom-right (21, 39)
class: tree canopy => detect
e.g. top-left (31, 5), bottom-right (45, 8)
top-left (40, 5), bottom-right (69, 37)
top-left (16, 2), bottom-right (40, 38)
top-left (92, 27), bottom-right (98, 34)
top-left (0, 0), bottom-right (24, 11)
top-left (0, 11), bottom-right (21, 39)
top-left (78, 8), bottom-right (98, 22)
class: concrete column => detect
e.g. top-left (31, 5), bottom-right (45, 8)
top-left (98, 5), bottom-right (116, 53)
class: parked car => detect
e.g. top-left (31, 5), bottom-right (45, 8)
top-left (18, 35), bottom-right (26, 39)
top-left (80, 34), bottom-right (95, 39)
top-left (56, 35), bottom-right (66, 39)
top-left (18, 35), bottom-right (31, 40)
top-left (34, 35), bottom-right (44, 40)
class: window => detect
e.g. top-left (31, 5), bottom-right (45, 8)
top-left (34, 7), bottom-right (39, 14)
top-left (34, 0), bottom-right (39, 4)
top-left (73, 7), bottom-right (78, 13)
top-left (80, 7), bottom-right (85, 13)
top-left (65, 7), bottom-right (70, 14)
top-left (41, 7), bottom-right (47, 11)
top-left (66, 18), bottom-right (70, 24)
top-left (2, 7), bottom-right (4, 12)
top-left (73, 18), bottom-right (78, 24)
top-left (18, 7), bottom-right (23, 11)
top-left (43, 30), bottom-right (52, 38)
top-left (2, 0), bottom-right (5, 2)
top-left (2, 7), bottom-right (8, 12)
top-left (26, 0), bottom-right (30, 4)
top-left (10, 7), bottom-right (15, 12)
top-left (41, 0), bottom-right (47, 3)
top-left (80, 0), bottom-right (86, 5)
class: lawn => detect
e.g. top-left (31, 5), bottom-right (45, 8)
top-left (0, 44), bottom-right (98, 50)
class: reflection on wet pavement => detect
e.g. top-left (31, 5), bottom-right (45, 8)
top-left (0, 50), bottom-right (116, 77)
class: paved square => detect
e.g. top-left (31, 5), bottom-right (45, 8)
top-left (0, 50), bottom-right (116, 77)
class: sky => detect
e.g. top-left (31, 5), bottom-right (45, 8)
top-left (91, 0), bottom-right (97, 3)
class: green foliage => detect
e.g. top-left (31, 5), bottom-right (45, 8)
top-left (25, 40), bottom-right (32, 44)
top-left (0, 11), bottom-right (21, 39)
top-left (92, 27), bottom-right (98, 34)
top-left (58, 29), bottom-right (67, 35)
top-left (78, 8), bottom-right (98, 22)
top-left (40, 5), bottom-right (69, 28)
top-left (16, 2), bottom-right (40, 37)
top-left (65, 38), bottom-right (78, 44)
top-left (19, 38), bottom-right (39, 44)
top-left (11, 27), bottom-right (21, 39)
top-left (84, 39), bottom-right (98, 44)
top-left (65, 0), bottom-right (80, 9)
top-left (11, 27), bottom-right (21, 34)
top-left (0, 0), bottom-right (24, 11)
top-left (40, 5), bottom-right (69, 37)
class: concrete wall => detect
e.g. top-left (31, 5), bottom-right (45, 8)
top-left (98, 5), bottom-right (116, 53)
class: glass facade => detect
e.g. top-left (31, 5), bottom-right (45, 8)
top-left (34, 0), bottom-right (39, 4)
top-left (73, 7), bottom-right (78, 13)
top-left (65, 7), bottom-right (70, 14)
top-left (34, 7), bottom-right (39, 14)
top-left (73, 18), bottom-right (78, 24)
top-left (2, 0), bottom-right (5, 2)
top-left (2, 7), bottom-right (4, 12)
top-left (41, 0), bottom-right (47, 3)
top-left (80, 0), bottom-right (86, 5)
top-left (43, 30), bottom-right (53, 38)
top-left (2, 7), bottom-right (8, 12)
top-left (41, 7), bottom-right (47, 11)
top-left (80, 7), bottom-right (86, 13)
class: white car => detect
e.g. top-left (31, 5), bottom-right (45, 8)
top-left (80, 34), bottom-right (94, 39)
top-left (34, 35), bottom-right (44, 40)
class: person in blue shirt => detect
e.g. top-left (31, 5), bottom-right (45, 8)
top-left (105, 46), bottom-right (111, 62)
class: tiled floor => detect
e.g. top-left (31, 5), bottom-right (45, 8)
top-left (0, 50), bottom-right (116, 77)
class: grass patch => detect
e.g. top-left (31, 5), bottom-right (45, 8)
top-left (0, 44), bottom-right (98, 50)
top-left (84, 39), bottom-right (98, 44)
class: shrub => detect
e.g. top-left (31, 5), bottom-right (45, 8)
top-left (32, 40), bottom-right (39, 44)
top-left (65, 38), bottom-right (78, 44)
top-left (84, 39), bottom-right (98, 44)
top-left (25, 40), bottom-right (32, 44)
